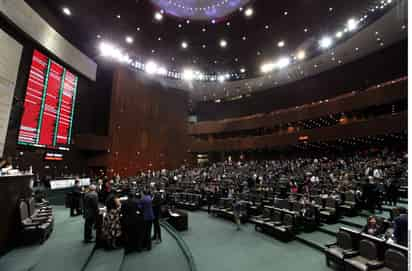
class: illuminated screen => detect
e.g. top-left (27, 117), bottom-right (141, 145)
top-left (18, 50), bottom-right (78, 150)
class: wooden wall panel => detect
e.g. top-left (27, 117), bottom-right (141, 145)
top-left (105, 67), bottom-right (189, 176)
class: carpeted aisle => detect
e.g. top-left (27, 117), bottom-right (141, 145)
top-left (180, 212), bottom-right (331, 271)
top-left (120, 228), bottom-right (190, 271)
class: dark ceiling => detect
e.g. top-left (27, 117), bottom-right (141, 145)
top-left (25, 0), bottom-right (377, 76)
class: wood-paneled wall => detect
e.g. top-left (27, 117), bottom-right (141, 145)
top-left (104, 67), bottom-right (189, 176)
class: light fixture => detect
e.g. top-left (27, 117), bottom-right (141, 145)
top-left (277, 40), bottom-right (285, 47)
top-left (154, 12), bottom-right (163, 21)
top-left (125, 36), bottom-right (134, 44)
top-left (181, 41), bottom-right (188, 49)
top-left (157, 66), bottom-right (167, 76)
top-left (276, 57), bottom-right (290, 69)
top-left (296, 50), bottom-right (306, 60)
top-left (319, 36), bottom-right (333, 48)
top-left (244, 7), bottom-right (254, 17)
top-left (219, 39), bottom-right (228, 48)
top-left (62, 7), bottom-right (71, 16)
top-left (335, 31), bottom-right (343, 38)
top-left (218, 75), bottom-right (226, 83)
top-left (240, 68), bottom-right (246, 73)
top-left (347, 18), bottom-right (358, 31)
top-left (182, 69), bottom-right (194, 81)
top-left (145, 61), bottom-right (158, 75)
top-left (261, 62), bottom-right (275, 73)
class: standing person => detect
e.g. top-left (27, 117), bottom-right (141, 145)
top-left (103, 196), bottom-right (122, 249)
top-left (83, 185), bottom-right (99, 243)
top-left (387, 180), bottom-right (399, 206)
top-left (393, 211), bottom-right (408, 246)
top-left (70, 180), bottom-right (82, 216)
top-left (207, 190), bottom-right (214, 214)
top-left (152, 189), bottom-right (163, 243)
top-left (139, 190), bottom-right (154, 250)
top-left (121, 192), bottom-right (141, 253)
top-left (233, 198), bottom-right (241, 231)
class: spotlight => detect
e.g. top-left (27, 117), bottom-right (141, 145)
top-left (296, 50), bottom-right (306, 60)
top-left (218, 75), bottom-right (226, 83)
top-left (182, 69), bottom-right (194, 81)
top-left (260, 62), bottom-right (275, 73)
top-left (335, 31), bottom-right (343, 38)
top-left (244, 7), bottom-right (254, 17)
top-left (181, 41), bottom-right (188, 49)
top-left (276, 57), bottom-right (290, 69)
top-left (347, 18), bottom-right (358, 31)
top-left (154, 12), bottom-right (163, 21)
top-left (240, 68), bottom-right (246, 73)
top-left (125, 36), bottom-right (134, 44)
top-left (62, 7), bottom-right (71, 16)
top-left (319, 36), bottom-right (333, 48)
top-left (145, 61), bottom-right (158, 75)
top-left (219, 39), bottom-right (228, 48)
top-left (277, 40), bottom-right (285, 47)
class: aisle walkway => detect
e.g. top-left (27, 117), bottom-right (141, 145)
top-left (180, 212), bottom-right (330, 271)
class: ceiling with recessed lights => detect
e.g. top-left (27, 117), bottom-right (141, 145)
top-left (25, 0), bottom-right (406, 100)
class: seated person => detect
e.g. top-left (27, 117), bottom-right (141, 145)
top-left (362, 216), bottom-right (382, 236)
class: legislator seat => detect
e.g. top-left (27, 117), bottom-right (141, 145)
top-left (340, 192), bottom-right (358, 216)
top-left (374, 248), bottom-right (407, 271)
top-left (19, 200), bottom-right (52, 244)
top-left (325, 228), bottom-right (358, 269)
top-left (344, 239), bottom-right (383, 271)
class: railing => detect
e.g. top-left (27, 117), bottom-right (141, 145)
top-left (189, 77), bottom-right (407, 135)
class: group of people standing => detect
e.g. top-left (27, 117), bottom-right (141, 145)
top-left (82, 184), bottom-right (163, 253)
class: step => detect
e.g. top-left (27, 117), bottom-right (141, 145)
top-left (318, 223), bottom-right (359, 237)
top-left (295, 231), bottom-right (336, 252)
top-left (83, 248), bottom-right (124, 271)
top-left (338, 216), bottom-right (365, 229)
top-left (359, 210), bottom-right (391, 219)
top-left (399, 198), bottom-right (407, 204)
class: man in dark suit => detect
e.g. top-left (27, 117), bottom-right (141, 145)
top-left (70, 180), bottom-right (82, 216)
top-left (139, 190), bottom-right (154, 250)
top-left (83, 184), bottom-right (99, 243)
top-left (121, 192), bottom-right (142, 252)
top-left (393, 213), bottom-right (408, 246)
top-left (152, 190), bottom-right (163, 242)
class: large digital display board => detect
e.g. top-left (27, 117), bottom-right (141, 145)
top-left (18, 50), bottom-right (78, 150)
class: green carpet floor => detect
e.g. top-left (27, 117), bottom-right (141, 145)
top-left (180, 212), bottom-right (331, 271)
top-left (0, 206), bottom-right (190, 271)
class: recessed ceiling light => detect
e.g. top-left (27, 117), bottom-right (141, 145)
top-left (62, 7), bottom-right (71, 16)
top-left (186, 20), bottom-right (190, 24)
top-left (277, 40), bottom-right (285, 47)
top-left (297, 50), bottom-right (306, 60)
top-left (96, 34), bottom-right (101, 39)
top-left (125, 36), bottom-right (134, 44)
top-left (265, 25), bottom-right (270, 29)
top-left (136, 27), bottom-right (141, 31)
top-left (329, 7), bottom-right (333, 12)
top-left (202, 44), bottom-right (207, 49)
top-left (211, 19), bottom-right (216, 24)
top-left (178, 24), bottom-right (182, 28)
top-left (240, 68), bottom-right (246, 73)
top-left (116, 14), bottom-right (121, 19)
top-left (202, 28), bottom-right (207, 32)
top-left (283, 11), bottom-right (288, 15)
top-left (154, 12), bottom-right (163, 21)
top-left (219, 39), bottom-right (228, 48)
top-left (304, 28), bottom-right (308, 32)
top-left (347, 18), bottom-right (358, 31)
top-left (244, 7), bottom-right (254, 17)
top-left (335, 31), bottom-right (343, 38)
top-left (319, 36), bottom-right (333, 48)
top-left (242, 36), bottom-right (247, 41)
top-left (181, 41), bottom-right (188, 49)
top-left (226, 22), bottom-right (231, 26)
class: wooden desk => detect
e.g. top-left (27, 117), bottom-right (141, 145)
top-left (0, 174), bottom-right (33, 254)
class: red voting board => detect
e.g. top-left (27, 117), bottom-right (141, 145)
top-left (18, 50), bottom-right (78, 149)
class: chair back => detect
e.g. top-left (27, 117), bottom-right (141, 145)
top-left (19, 200), bottom-right (29, 221)
top-left (27, 198), bottom-right (36, 216)
top-left (337, 230), bottom-right (353, 250)
top-left (282, 213), bottom-right (294, 227)
top-left (272, 210), bottom-right (282, 222)
top-left (359, 239), bottom-right (378, 260)
top-left (385, 249), bottom-right (407, 271)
